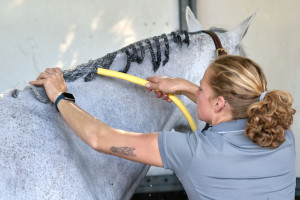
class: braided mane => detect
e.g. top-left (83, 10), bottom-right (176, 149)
top-left (62, 31), bottom-right (190, 83)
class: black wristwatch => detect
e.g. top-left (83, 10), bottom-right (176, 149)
top-left (54, 92), bottom-right (75, 112)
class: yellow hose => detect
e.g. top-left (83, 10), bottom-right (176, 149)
top-left (97, 68), bottom-right (197, 132)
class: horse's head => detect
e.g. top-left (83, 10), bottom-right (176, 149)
top-left (184, 6), bottom-right (257, 81)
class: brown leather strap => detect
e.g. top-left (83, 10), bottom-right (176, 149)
top-left (202, 30), bottom-right (227, 57)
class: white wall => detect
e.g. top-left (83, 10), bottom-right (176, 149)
top-left (0, 0), bottom-right (179, 92)
top-left (197, 0), bottom-right (300, 176)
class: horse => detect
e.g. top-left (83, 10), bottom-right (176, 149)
top-left (0, 7), bottom-right (255, 200)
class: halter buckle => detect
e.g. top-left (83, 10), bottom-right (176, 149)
top-left (216, 48), bottom-right (227, 58)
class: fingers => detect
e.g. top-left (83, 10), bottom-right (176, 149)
top-left (162, 93), bottom-right (169, 100)
top-left (45, 67), bottom-right (63, 76)
top-left (29, 67), bottom-right (66, 91)
top-left (153, 91), bottom-right (172, 103)
top-left (35, 72), bottom-right (52, 80)
top-left (162, 93), bottom-right (172, 103)
top-left (146, 76), bottom-right (162, 90)
top-left (147, 76), bottom-right (160, 83)
top-left (146, 76), bottom-right (177, 94)
top-left (29, 79), bottom-right (46, 86)
top-left (54, 67), bottom-right (63, 75)
top-left (154, 91), bottom-right (163, 98)
top-left (147, 76), bottom-right (173, 103)
top-left (34, 67), bottom-right (63, 82)
top-left (146, 82), bottom-right (159, 91)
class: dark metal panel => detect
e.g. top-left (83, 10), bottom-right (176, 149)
top-left (296, 178), bottom-right (300, 196)
top-left (136, 174), bottom-right (300, 197)
top-left (179, 0), bottom-right (197, 30)
top-left (135, 175), bottom-right (183, 194)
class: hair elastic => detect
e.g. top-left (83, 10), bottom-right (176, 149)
top-left (259, 91), bottom-right (267, 101)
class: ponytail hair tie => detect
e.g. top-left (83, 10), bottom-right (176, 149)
top-left (259, 91), bottom-right (267, 101)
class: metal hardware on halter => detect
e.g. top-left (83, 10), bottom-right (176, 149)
top-left (201, 30), bottom-right (228, 58)
top-left (216, 48), bottom-right (228, 58)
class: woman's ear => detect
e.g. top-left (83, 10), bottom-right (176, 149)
top-left (214, 96), bottom-right (226, 112)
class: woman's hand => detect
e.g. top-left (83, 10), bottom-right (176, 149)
top-left (146, 76), bottom-right (183, 103)
top-left (146, 76), bottom-right (199, 104)
top-left (29, 67), bottom-right (67, 103)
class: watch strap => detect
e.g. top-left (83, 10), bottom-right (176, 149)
top-left (54, 92), bottom-right (75, 112)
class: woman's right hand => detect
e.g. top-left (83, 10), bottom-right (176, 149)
top-left (146, 76), bottom-right (184, 103)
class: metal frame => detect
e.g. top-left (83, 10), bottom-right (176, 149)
top-left (179, 0), bottom-right (197, 30)
top-left (296, 178), bottom-right (300, 196)
top-left (135, 174), bottom-right (183, 194)
top-left (136, 174), bottom-right (300, 196)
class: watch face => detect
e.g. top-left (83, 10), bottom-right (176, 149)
top-left (63, 92), bottom-right (74, 99)
top-left (63, 92), bottom-right (75, 102)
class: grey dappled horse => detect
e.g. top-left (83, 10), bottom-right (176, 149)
top-left (0, 8), bottom-right (255, 200)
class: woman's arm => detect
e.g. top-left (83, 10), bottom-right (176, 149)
top-left (146, 76), bottom-right (199, 103)
top-left (29, 68), bottom-right (163, 167)
top-left (58, 100), bottom-right (163, 167)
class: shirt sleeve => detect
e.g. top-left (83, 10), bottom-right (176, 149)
top-left (158, 130), bottom-right (198, 177)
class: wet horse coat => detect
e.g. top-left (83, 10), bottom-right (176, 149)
top-left (0, 8), bottom-right (255, 200)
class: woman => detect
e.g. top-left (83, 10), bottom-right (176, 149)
top-left (30, 55), bottom-right (296, 199)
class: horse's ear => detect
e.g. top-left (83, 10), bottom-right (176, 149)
top-left (227, 11), bottom-right (257, 45)
top-left (186, 6), bottom-right (203, 32)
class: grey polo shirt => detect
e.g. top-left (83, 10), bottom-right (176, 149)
top-left (159, 119), bottom-right (295, 200)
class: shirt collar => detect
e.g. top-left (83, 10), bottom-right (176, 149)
top-left (209, 119), bottom-right (248, 133)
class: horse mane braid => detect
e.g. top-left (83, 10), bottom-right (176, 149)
top-left (63, 52), bottom-right (118, 83)
top-left (154, 36), bottom-right (162, 71)
top-left (62, 30), bottom-right (189, 83)
top-left (12, 29), bottom-right (246, 103)
top-left (119, 31), bottom-right (189, 73)
top-left (161, 34), bottom-right (169, 66)
top-left (15, 31), bottom-right (189, 102)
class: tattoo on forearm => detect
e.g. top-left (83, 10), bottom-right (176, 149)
top-left (110, 146), bottom-right (137, 157)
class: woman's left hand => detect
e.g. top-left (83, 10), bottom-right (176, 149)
top-left (29, 67), bottom-right (67, 103)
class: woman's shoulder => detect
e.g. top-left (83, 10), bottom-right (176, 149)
top-left (195, 119), bottom-right (295, 154)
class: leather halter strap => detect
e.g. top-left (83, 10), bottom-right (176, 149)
top-left (201, 30), bottom-right (227, 57)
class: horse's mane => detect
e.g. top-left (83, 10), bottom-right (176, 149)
top-left (62, 31), bottom-right (190, 83)
top-left (10, 31), bottom-right (190, 102)
top-left (11, 28), bottom-right (245, 102)
top-left (62, 28), bottom-right (245, 84)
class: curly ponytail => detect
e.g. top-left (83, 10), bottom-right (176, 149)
top-left (245, 90), bottom-right (296, 149)
top-left (209, 55), bottom-right (296, 148)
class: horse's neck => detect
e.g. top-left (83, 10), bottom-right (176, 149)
top-left (84, 37), bottom-right (209, 132)
top-left (63, 31), bottom-right (241, 133)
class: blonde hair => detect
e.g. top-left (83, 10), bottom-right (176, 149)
top-left (208, 55), bottom-right (296, 148)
